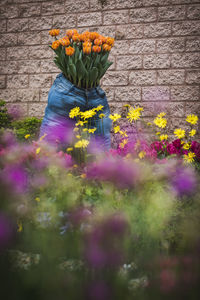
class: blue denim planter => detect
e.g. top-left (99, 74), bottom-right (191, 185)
top-left (40, 73), bottom-right (112, 149)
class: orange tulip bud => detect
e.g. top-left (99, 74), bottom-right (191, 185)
top-left (102, 43), bottom-right (111, 52)
top-left (106, 37), bottom-right (114, 47)
top-left (65, 46), bottom-right (75, 56)
top-left (94, 39), bottom-right (102, 46)
top-left (51, 40), bottom-right (60, 50)
top-left (59, 37), bottom-right (70, 46)
top-left (92, 45), bottom-right (101, 53)
top-left (49, 29), bottom-right (60, 37)
top-left (83, 46), bottom-right (91, 54)
top-left (72, 34), bottom-right (80, 42)
top-left (66, 29), bottom-right (78, 39)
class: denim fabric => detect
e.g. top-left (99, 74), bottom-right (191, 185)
top-left (40, 73), bottom-right (112, 149)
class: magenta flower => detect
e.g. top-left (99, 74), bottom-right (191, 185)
top-left (1, 164), bottom-right (28, 194)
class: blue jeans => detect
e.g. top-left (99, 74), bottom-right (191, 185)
top-left (40, 73), bottom-right (112, 150)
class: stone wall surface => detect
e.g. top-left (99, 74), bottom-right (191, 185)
top-left (0, 0), bottom-right (200, 134)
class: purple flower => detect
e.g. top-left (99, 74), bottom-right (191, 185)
top-left (170, 166), bottom-right (197, 197)
top-left (1, 164), bottom-right (28, 194)
top-left (86, 157), bottom-right (140, 189)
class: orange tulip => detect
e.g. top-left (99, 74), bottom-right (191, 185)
top-left (51, 40), bottom-right (60, 50)
top-left (89, 32), bottom-right (99, 41)
top-left (59, 37), bottom-right (70, 46)
top-left (66, 29), bottom-right (78, 39)
top-left (94, 39), bottom-right (102, 46)
top-left (106, 37), bottom-right (114, 47)
top-left (49, 29), bottom-right (60, 37)
top-left (72, 34), bottom-right (80, 42)
top-left (92, 45), bottom-right (101, 53)
top-left (65, 46), bottom-right (75, 56)
top-left (83, 46), bottom-right (91, 54)
top-left (102, 43), bottom-right (111, 52)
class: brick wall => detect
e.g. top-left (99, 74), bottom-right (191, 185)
top-left (0, 0), bottom-right (200, 134)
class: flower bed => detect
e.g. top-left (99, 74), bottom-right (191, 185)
top-left (0, 101), bottom-right (200, 300)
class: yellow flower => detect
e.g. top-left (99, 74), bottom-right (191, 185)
top-left (183, 143), bottom-right (190, 150)
top-left (99, 113), bottom-right (105, 119)
top-left (186, 114), bottom-right (198, 125)
top-left (189, 129), bottom-right (196, 137)
top-left (35, 197), bottom-right (40, 202)
top-left (119, 139), bottom-right (128, 148)
top-left (69, 107), bottom-right (80, 119)
top-left (36, 147), bottom-right (41, 154)
top-left (147, 122), bottom-right (152, 126)
top-left (138, 151), bottom-right (146, 159)
top-left (109, 113), bottom-right (121, 122)
top-left (83, 128), bottom-right (88, 132)
top-left (73, 164), bottom-right (78, 168)
top-left (17, 220), bottom-right (23, 232)
top-left (67, 147), bottom-right (73, 152)
top-left (73, 127), bottom-right (79, 132)
top-left (119, 130), bottom-right (128, 137)
top-left (156, 132), bottom-right (161, 135)
top-left (25, 134), bottom-right (30, 139)
top-left (81, 110), bottom-right (96, 120)
top-left (114, 126), bottom-right (120, 133)
top-left (160, 134), bottom-right (168, 141)
top-left (94, 105), bottom-right (104, 112)
top-left (174, 128), bottom-right (185, 139)
top-left (183, 152), bottom-right (196, 163)
top-left (123, 104), bottom-right (130, 108)
top-left (126, 106), bottom-right (143, 123)
top-left (80, 173), bottom-right (86, 179)
top-left (76, 120), bottom-right (84, 127)
top-left (88, 128), bottom-right (96, 134)
top-left (75, 139), bottom-right (89, 148)
top-left (153, 117), bottom-right (167, 128)
top-left (39, 133), bottom-right (47, 141)
top-left (157, 112), bottom-right (166, 118)
top-left (76, 135), bottom-right (81, 139)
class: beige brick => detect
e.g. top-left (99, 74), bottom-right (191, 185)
top-left (0, 61), bottom-right (18, 74)
top-left (144, 23), bottom-right (171, 38)
top-left (103, 86), bottom-right (115, 102)
top-left (65, 0), bottom-right (89, 12)
top-left (7, 18), bottom-right (29, 32)
top-left (103, 10), bottom-right (129, 25)
top-left (42, 1), bottom-right (65, 15)
top-left (168, 103), bottom-right (185, 118)
top-left (18, 3), bottom-right (41, 17)
top-left (142, 86), bottom-right (170, 101)
top-left (0, 89), bottom-right (17, 102)
top-left (90, 0), bottom-right (116, 10)
top-left (171, 53), bottom-right (200, 68)
top-left (102, 71), bottom-right (129, 86)
top-left (29, 17), bottom-right (52, 31)
top-left (29, 74), bottom-right (52, 88)
top-left (116, 0), bottom-right (142, 8)
top-left (0, 5), bottom-right (18, 18)
top-left (157, 70), bottom-right (185, 85)
top-left (17, 88), bottom-right (40, 102)
top-left (112, 40), bottom-right (130, 55)
top-left (7, 46), bottom-right (29, 60)
top-left (90, 26), bottom-right (116, 38)
top-left (156, 38), bottom-right (185, 53)
top-left (0, 76), bottom-right (6, 89)
top-left (171, 85), bottom-right (199, 100)
top-left (172, 21), bottom-right (200, 36)
top-left (40, 60), bottom-right (59, 73)
top-left (158, 6), bottom-right (185, 21)
top-left (18, 60), bottom-right (41, 74)
top-left (0, 33), bottom-right (18, 47)
top-left (129, 39), bottom-right (155, 54)
top-left (6, 49), bottom-right (24, 64)
top-left (29, 103), bottom-right (46, 117)
top-left (143, 54), bottom-right (170, 69)
top-left (0, 20), bottom-right (6, 32)
top-left (0, 48), bottom-right (6, 61)
top-left (116, 55), bottom-right (142, 70)
top-left (77, 12), bottom-right (102, 27)
top-left (185, 102), bottom-right (200, 115)
top-left (141, 102), bottom-right (157, 117)
top-left (130, 8), bottom-right (157, 23)
top-left (186, 37), bottom-right (200, 51)
top-left (114, 86), bottom-right (141, 102)
top-left (187, 4), bottom-right (200, 19)
top-left (18, 32), bottom-right (41, 45)
top-left (186, 70), bottom-right (200, 84)
top-left (129, 71), bottom-right (157, 86)
top-left (115, 24), bottom-right (143, 40)
top-left (108, 53), bottom-right (115, 70)
top-left (143, 0), bottom-right (171, 5)
top-left (171, 0), bottom-right (198, 3)
top-left (53, 14), bottom-right (76, 29)
top-left (7, 75), bottom-right (29, 88)
top-left (29, 45), bottom-right (52, 59)
top-left (40, 30), bottom-right (54, 45)
top-left (39, 88), bottom-right (49, 102)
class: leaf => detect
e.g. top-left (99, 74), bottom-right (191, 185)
top-left (101, 52), bottom-right (109, 65)
top-left (99, 61), bottom-right (113, 78)
top-left (89, 67), bottom-right (98, 86)
top-left (69, 63), bottom-right (77, 84)
top-left (76, 59), bottom-right (87, 80)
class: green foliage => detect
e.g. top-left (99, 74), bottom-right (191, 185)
top-left (0, 100), bottom-right (12, 129)
top-left (12, 117), bottom-right (42, 141)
